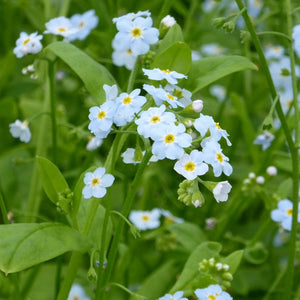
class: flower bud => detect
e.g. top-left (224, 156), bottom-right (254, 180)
top-left (161, 15), bottom-right (176, 28)
top-left (256, 176), bottom-right (265, 184)
top-left (266, 166), bottom-right (277, 176)
top-left (192, 100), bottom-right (204, 113)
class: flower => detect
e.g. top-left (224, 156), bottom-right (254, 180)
top-left (266, 166), bottom-right (277, 176)
top-left (112, 16), bottom-right (159, 55)
top-left (151, 124), bottom-right (192, 160)
top-left (13, 32), bottom-right (43, 58)
top-left (210, 85), bottom-right (226, 102)
top-left (112, 48), bottom-right (137, 70)
top-left (82, 167), bottom-right (114, 199)
top-left (142, 68), bottom-right (187, 85)
top-left (44, 16), bottom-right (78, 38)
top-left (201, 43), bottom-right (225, 56)
top-left (159, 291), bottom-right (188, 300)
top-left (271, 199), bottom-right (300, 231)
top-left (213, 181), bottom-right (232, 202)
top-left (129, 209), bottom-right (161, 230)
top-left (113, 89), bottom-right (146, 126)
top-left (86, 136), bottom-right (103, 151)
top-left (9, 120), bottom-right (31, 143)
top-left (161, 15), bottom-right (176, 28)
top-left (293, 24), bottom-right (300, 57)
top-left (174, 150), bottom-right (208, 180)
top-left (202, 140), bottom-right (233, 177)
top-left (112, 10), bottom-right (151, 24)
top-left (264, 45), bottom-right (284, 60)
top-left (121, 148), bottom-right (144, 164)
top-left (195, 284), bottom-right (232, 300)
top-left (135, 105), bottom-right (176, 139)
top-left (256, 176), bottom-right (265, 184)
top-left (253, 131), bottom-right (274, 150)
top-left (67, 283), bottom-right (90, 300)
top-left (67, 10), bottom-right (99, 41)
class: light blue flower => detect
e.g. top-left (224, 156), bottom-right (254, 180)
top-left (112, 17), bottom-right (159, 55)
top-left (195, 284), bottom-right (232, 300)
top-left (142, 68), bottom-right (187, 85)
top-left (253, 131), bottom-right (274, 150)
top-left (159, 291), bottom-right (188, 300)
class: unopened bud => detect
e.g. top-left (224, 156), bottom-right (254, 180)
top-left (192, 100), bottom-right (204, 113)
top-left (161, 15), bottom-right (176, 28)
top-left (256, 176), bottom-right (265, 184)
top-left (266, 166), bottom-right (277, 176)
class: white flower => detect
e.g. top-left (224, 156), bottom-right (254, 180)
top-left (213, 181), bottom-right (232, 203)
top-left (202, 140), bottom-right (233, 177)
top-left (271, 199), bottom-right (300, 231)
top-left (164, 84), bottom-right (192, 107)
top-left (112, 16), bottom-right (159, 55)
top-left (151, 124), bottom-right (192, 160)
top-left (113, 89), bottom-right (146, 126)
top-left (201, 43), bottom-right (225, 56)
top-left (9, 120), bottom-right (31, 143)
top-left (142, 68), bottom-right (187, 85)
top-left (143, 84), bottom-right (184, 108)
top-left (210, 85), bottom-right (226, 102)
top-left (256, 176), bottom-right (265, 184)
top-left (195, 284), bottom-right (232, 300)
top-left (67, 10), bottom-right (99, 41)
top-left (44, 16), bottom-right (78, 38)
top-left (266, 166), bottom-right (277, 176)
top-left (194, 114), bottom-right (231, 146)
top-left (174, 150), bottom-right (208, 180)
top-left (161, 15), bottom-right (176, 28)
top-left (293, 24), bottom-right (300, 57)
top-left (159, 291), bottom-right (188, 300)
top-left (13, 32), bottom-right (43, 58)
top-left (253, 131), bottom-right (274, 150)
top-left (103, 84), bottom-right (119, 102)
top-left (264, 45), bottom-right (284, 60)
top-left (159, 209), bottom-right (184, 223)
top-left (86, 136), bottom-right (103, 151)
top-left (82, 167), bottom-right (114, 199)
top-left (112, 48), bottom-right (137, 70)
top-left (129, 209), bottom-right (161, 230)
top-left (135, 105), bottom-right (176, 139)
top-left (192, 100), bottom-right (204, 113)
top-left (67, 283), bottom-right (90, 300)
top-left (112, 10), bottom-right (151, 24)
top-left (121, 148), bottom-right (144, 164)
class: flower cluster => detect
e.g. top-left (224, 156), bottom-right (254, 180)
top-left (158, 284), bottom-right (232, 300)
top-left (112, 10), bottom-right (159, 70)
top-left (13, 10), bottom-right (98, 58)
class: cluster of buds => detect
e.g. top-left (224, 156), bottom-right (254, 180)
top-left (177, 179), bottom-right (205, 207)
top-left (56, 188), bottom-right (74, 215)
top-left (199, 258), bottom-right (233, 289)
top-left (155, 233), bottom-right (178, 252)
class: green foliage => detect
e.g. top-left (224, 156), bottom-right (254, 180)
top-left (0, 223), bottom-right (90, 274)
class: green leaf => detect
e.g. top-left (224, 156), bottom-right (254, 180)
top-left (0, 223), bottom-right (90, 274)
top-left (45, 42), bottom-right (116, 103)
top-left (185, 56), bottom-right (258, 93)
top-left (168, 222), bottom-right (206, 251)
top-left (134, 260), bottom-right (180, 300)
top-left (169, 241), bottom-right (222, 293)
top-left (157, 24), bottom-right (184, 54)
top-left (37, 156), bottom-right (69, 205)
top-left (221, 250), bottom-right (244, 274)
top-left (244, 243), bottom-right (268, 265)
top-left (151, 42), bottom-right (192, 74)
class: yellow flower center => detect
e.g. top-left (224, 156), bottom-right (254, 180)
top-left (208, 295), bottom-right (216, 300)
top-left (58, 27), bottom-right (67, 33)
top-left (165, 134), bottom-right (175, 143)
top-left (151, 116), bottom-right (160, 123)
top-left (123, 96), bottom-right (132, 104)
top-left (174, 88), bottom-right (184, 98)
top-left (167, 94), bottom-right (175, 101)
top-left (23, 38), bottom-right (31, 46)
top-left (287, 208), bottom-right (293, 216)
top-left (131, 27), bottom-right (142, 37)
top-left (98, 111), bottom-right (106, 119)
top-left (215, 122), bottom-right (221, 130)
top-left (161, 69), bottom-right (171, 74)
top-left (126, 49), bottom-right (133, 54)
top-left (91, 178), bottom-right (100, 186)
top-left (79, 21), bottom-right (85, 28)
top-left (216, 153), bottom-right (223, 162)
top-left (184, 162), bottom-right (195, 171)
top-left (142, 215), bottom-right (150, 222)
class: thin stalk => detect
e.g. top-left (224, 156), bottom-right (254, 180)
top-left (283, 0), bottom-right (300, 299)
top-left (156, 0), bottom-right (173, 26)
top-left (127, 56), bottom-right (140, 93)
top-left (95, 150), bottom-right (152, 299)
top-left (183, 0), bottom-right (198, 37)
top-left (48, 61), bottom-right (57, 163)
top-left (0, 188), bottom-right (9, 224)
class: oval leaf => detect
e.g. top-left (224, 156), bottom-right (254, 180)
top-left (169, 241), bottom-right (222, 293)
top-left (151, 42), bottom-right (192, 74)
top-left (185, 56), bottom-right (258, 93)
top-left (221, 249), bottom-right (244, 274)
top-left (157, 24), bottom-right (184, 54)
top-left (0, 223), bottom-right (90, 274)
top-left (37, 156), bottom-right (69, 205)
top-left (45, 42), bottom-right (116, 103)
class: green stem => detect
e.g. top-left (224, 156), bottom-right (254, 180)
top-left (156, 0), bottom-right (173, 26)
top-left (183, 0), bottom-right (198, 37)
top-left (257, 31), bottom-right (291, 41)
top-left (27, 62), bottom-right (51, 221)
top-left (0, 188), bottom-right (9, 224)
top-left (95, 150), bottom-right (152, 299)
top-left (127, 56), bottom-right (140, 93)
top-left (48, 61), bottom-right (57, 163)
top-left (283, 1), bottom-right (300, 299)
